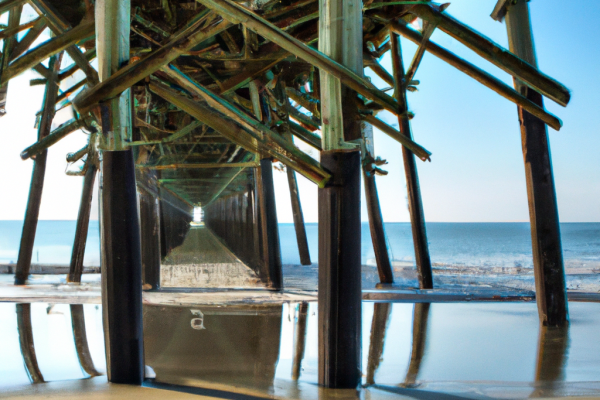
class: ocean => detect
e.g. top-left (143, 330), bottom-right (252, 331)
top-left (0, 220), bottom-right (598, 271)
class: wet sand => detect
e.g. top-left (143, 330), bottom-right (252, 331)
top-left (2, 301), bottom-right (600, 399)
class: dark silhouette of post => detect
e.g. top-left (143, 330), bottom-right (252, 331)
top-left (493, 0), bottom-right (568, 327)
top-left (14, 52), bottom-right (62, 285)
top-left (68, 159), bottom-right (97, 283)
top-left (95, 0), bottom-right (144, 384)
top-left (258, 158), bottom-right (283, 289)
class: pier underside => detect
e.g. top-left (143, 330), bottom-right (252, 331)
top-left (0, 0), bottom-right (580, 394)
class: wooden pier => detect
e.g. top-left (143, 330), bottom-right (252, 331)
top-left (1, 0), bottom-right (571, 388)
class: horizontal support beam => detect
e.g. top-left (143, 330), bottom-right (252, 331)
top-left (21, 118), bottom-right (84, 160)
top-left (2, 21), bottom-right (94, 83)
top-left (29, 0), bottom-right (99, 84)
top-left (196, 0), bottom-right (401, 115)
top-left (0, 16), bottom-right (41, 40)
top-left (138, 162), bottom-right (258, 170)
top-left (390, 20), bottom-right (562, 131)
top-left (411, 4), bottom-right (570, 107)
top-left (362, 114), bottom-right (431, 161)
top-left (289, 120), bottom-right (322, 150)
top-left (0, 0), bottom-right (26, 15)
top-left (155, 67), bottom-right (330, 186)
top-left (73, 12), bottom-right (231, 113)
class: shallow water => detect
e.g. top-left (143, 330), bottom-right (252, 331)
top-left (1, 221), bottom-right (599, 270)
top-left (2, 300), bottom-right (600, 398)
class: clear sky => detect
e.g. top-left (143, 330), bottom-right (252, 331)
top-left (0, 0), bottom-right (598, 222)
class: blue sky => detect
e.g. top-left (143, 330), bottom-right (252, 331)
top-left (0, 0), bottom-right (598, 222)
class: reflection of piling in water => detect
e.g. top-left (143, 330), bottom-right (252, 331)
top-left (292, 302), bottom-right (309, 380)
top-left (404, 303), bottom-right (431, 387)
top-left (366, 303), bottom-right (392, 385)
top-left (16, 304), bottom-right (44, 383)
top-left (70, 304), bottom-right (101, 377)
top-left (535, 325), bottom-right (569, 382)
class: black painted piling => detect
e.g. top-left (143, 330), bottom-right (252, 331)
top-left (100, 149), bottom-right (144, 384)
top-left (318, 150), bottom-right (362, 388)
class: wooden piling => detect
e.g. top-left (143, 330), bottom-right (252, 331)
top-left (317, 0), bottom-right (363, 389)
top-left (14, 52), bottom-right (62, 285)
top-left (0, 5), bottom-right (22, 115)
top-left (366, 302), bottom-right (392, 385)
top-left (16, 303), bottom-right (44, 383)
top-left (318, 150), bottom-right (362, 388)
top-left (390, 33), bottom-right (433, 289)
top-left (258, 158), bottom-right (283, 289)
top-left (292, 302), bottom-right (309, 380)
top-left (100, 150), bottom-right (144, 384)
top-left (503, 0), bottom-right (568, 327)
top-left (287, 165), bottom-right (311, 266)
top-left (362, 122), bottom-right (393, 284)
top-left (68, 159), bottom-right (97, 283)
top-left (70, 304), bottom-right (101, 377)
top-left (97, 0), bottom-right (144, 384)
top-left (139, 187), bottom-right (161, 290)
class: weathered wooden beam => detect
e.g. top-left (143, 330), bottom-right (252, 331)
top-left (364, 52), bottom-right (394, 87)
top-left (391, 33), bottom-right (433, 290)
top-left (0, 16), bottom-right (41, 41)
top-left (16, 303), bottom-right (44, 383)
top-left (204, 165), bottom-right (249, 205)
top-left (362, 122), bottom-right (393, 284)
top-left (0, 5), bottom-right (22, 115)
top-left (286, 141), bottom-right (311, 266)
top-left (14, 52), bottom-right (62, 285)
top-left (1, 21), bottom-right (94, 84)
top-left (138, 162), bottom-right (258, 170)
top-left (390, 20), bottom-right (562, 131)
top-left (55, 78), bottom-right (86, 103)
top-left (361, 114), bottom-right (431, 161)
top-left (70, 304), bottom-right (101, 377)
top-left (403, 21), bottom-right (435, 86)
top-left (68, 156), bottom-right (97, 283)
top-left (129, 120), bottom-right (202, 146)
top-left (503, 0), bottom-right (568, 327)
top-left (0, 0), bottom-right (25, 15)
top-left (67, 145), bottom-right (89, 163)
top-left (411, 4), bottom-right (570, 107)
top-left (29, 0), bottom-right (99, 85)
top-left (196, 0), bottom-right (401, 115)
top-left (96, 0), bottom-right (143, 384)
top-left (317, 0), bottom-right (362, 389)
top-left (21, 118), bottom-right (84, 160)
top-left (73, 13), bottom-right (231, 114)
top-left (148, 80), bottom-right (330, 186)
top-left (366, 302), bottom-right (391, 385)
top-left (289, 120), bottom-right (322, 150)
top-left (8, 17), bottom-right (46, 62)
